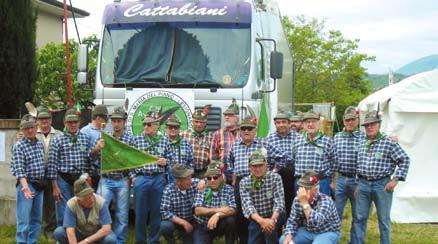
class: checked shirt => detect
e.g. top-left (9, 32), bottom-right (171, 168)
top-left (357, 134), bottom-right (410, 181)
top-left (239, 171), bottom-right (285, 219)
top-left (333, 130), bottom-right (365, 175)
top-left (160, 178), bottom-right (200, 222)
top-left (182, 130), bottom-right (213, 171)
top-left (193, 184), bottom-right (236, 227)
top-left (11, 138), bottom-right (45, 180)
top-left (265, 131), bottom-right (299, 168)
top-left (47, 132), bottom-right (91, 178)
top-left (293, 133), bottom-right (335, 177)
top-left (210, 128), bottom-right (240, 166)
top-left (284, 192), bottom-right (340, 236)
top-left (132, 133), bottom-right (172, 175)
top-left (168, 137), bottom-right (195, 169)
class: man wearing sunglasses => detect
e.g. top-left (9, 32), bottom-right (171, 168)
top-left (193, 162), bottom-right (237, 244)
top-left (240, 151), bottom-right (285, 243)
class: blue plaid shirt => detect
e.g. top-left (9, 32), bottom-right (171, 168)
top-left (333, 130), bottom-right (365, 175)
top-left (240, 171), bottom-right (285, 218)
top-left (265, 131), bottom-right (298, 168)
top-left (284, 192), bottom-right (340, 236)
top-left (293, 133), bottom-right (335, 177)
top-left (193, 184), bottom-right (236, 227)
top-left (168, 136), bottom-right (194, 169)
top-left (47, 132), bottom-right (91, 179)
top-left (160, 178), bottom-right (200, 221)
top-left (11, 138), bottom-right (45, 180)
top-left (132, 132), bottom-right (172, 175)
top-left (357, 134), bottom-right (410, 181)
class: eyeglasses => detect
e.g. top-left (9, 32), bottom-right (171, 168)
top-left (206, 175), bottom-right (220, 181)
top-left (241, 127), bottom-right (254, 131)
top-left (144, 123), bottom-right (156, 127)
top-left (167, 126), bottom-right (180, 130)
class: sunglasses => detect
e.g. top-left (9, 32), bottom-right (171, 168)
top-left (206, 175), bottom-right (220, 181)
top-left (144, 123), bottom-right (157, 127)
top-left (241, 127), bottom-right (254, 131)
top-left (167, 126), bottom-right (180, 130)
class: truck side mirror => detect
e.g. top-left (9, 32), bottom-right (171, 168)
top-left (270, 51), bottom-right (283, 79)
top-left (77, 44), bottom-right (88, 84)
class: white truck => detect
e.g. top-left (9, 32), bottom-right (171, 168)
top-left (77, 0), bottom-right (293, 134)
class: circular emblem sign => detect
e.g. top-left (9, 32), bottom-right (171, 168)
top-left (127, 90), bottom-right (193, 135)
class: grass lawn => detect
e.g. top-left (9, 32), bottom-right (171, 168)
top-left (1, 204), bottom-right (437, 243)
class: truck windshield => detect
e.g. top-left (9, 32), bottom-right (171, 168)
top-left (100, 22), bottom-right (251, 88)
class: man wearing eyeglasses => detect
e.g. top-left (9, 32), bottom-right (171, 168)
top-left (193, 162), bottom-right (236, 244)
top-left (48, 109), bottom-right (92, 227)
top-left (131, 109), bottom-right (173, 244)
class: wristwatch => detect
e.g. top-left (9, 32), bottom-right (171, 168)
top-left (302, 204), bottom-right (310, 210)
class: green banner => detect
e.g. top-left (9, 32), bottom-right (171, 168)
top-left (101, 131), bottom-right (158, 173)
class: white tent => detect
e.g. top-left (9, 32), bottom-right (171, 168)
top-left (358, 70), bottom-right (438, 223)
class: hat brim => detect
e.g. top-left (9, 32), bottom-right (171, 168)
top-left (343, 114), bottom-right (357, 120)
top-left (166, 122), bottom-right (181, 126)
top-left (302, 116), bottom-right (320, 121)
top-left (174, 168), bottom-right (194, 179)
top-left (361, 119), bottom-right (381, 126)
top-left (20, 122), bottom-right (36, 129)
top-left (37, 114), bottom-right (51, 119)
top-left (249, 160), bottom-right (266, 166)
top-left (240, 124), bottom-right (256, 128)
top-left (143, 118), bottom-right (159, 124)
top-left (274, 117), bottom-right (290, 121)
top-left (204, 170), bottom-right (222, 178)
top-left (297, 180), bottom-right (318, 188)
top-left (75, 188), bottom-right (94, 198)
top-left (110, 115), bottom-right (126, 119)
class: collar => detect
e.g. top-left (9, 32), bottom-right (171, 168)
top-left (341, 128), bottom-right (360, 137)
top-left (37, 126), bottom-right (57, 135)
top-left (276, 130), bottom-right (293, 138)
top-left (304, 130), bottom-right (324, 144)
top-left (23, 137), bottom-right (38, 144)
top-left (238, 137), bottom-right (259, 145)
top-left (191, 128), bottom-right (208, 136)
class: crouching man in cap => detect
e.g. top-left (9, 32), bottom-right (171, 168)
top-left (193, 162), bottom-right (237, 244)
top-left (240, 151), bottom-right (285, 243)
top-left (54, 178), bottom-right (116, 244)
top-left (280, 171), bottom-right (341, 244)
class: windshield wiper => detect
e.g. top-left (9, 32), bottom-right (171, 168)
top-left (111, 79), bottom-right (165, 88)
top-left (169, 80), bottom-right (222, 89)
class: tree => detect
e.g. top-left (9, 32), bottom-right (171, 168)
top-left (0, 1), bottom-right (37, 118)
top-left (34, 35), bottom-right (98, 110)
top-left (282, 16), bottom-right (375, 126)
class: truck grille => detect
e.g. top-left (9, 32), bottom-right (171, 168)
top-left (195, 106), bottom-right (222, 132)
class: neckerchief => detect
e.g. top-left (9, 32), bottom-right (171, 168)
top-left (144, 132), bottom-right (162, 146)
top-left (204, 183), bottom-right (223, 205)
top-left (191, 128), bottom-right (208, 136)
top-left (341, 128), bottom-right (359, 137)
top-left (251, 173), bottom-right (266, 191)
top-left (63, 128), bottom-right (78, 144)
top-left (366, 132), bottom-right (383, 152)
top-left (169, 135), bottom-right (181, 147)
top-left (304, 130), bottom-right (324, 145)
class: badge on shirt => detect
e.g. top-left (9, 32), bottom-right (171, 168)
top-left (266, 190), bottom-right (273, 199)
top-left (80, 144), bottom-right (86, 152)
top-left (316, 147), bottom-right (324, 155)
top-left (221, 201), bottom-right (228, 207)
top-left (375, 152), bottom-right (382, 160)
top-left (157, 148), bottom-right (164, 154)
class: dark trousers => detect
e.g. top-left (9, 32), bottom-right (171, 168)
top-left (234, 177), bottom-right (248, 244)
top-left (42, 179), bottom-right (56, 236)
top-left (193, 216), bottom-right (236, 244)
top-left (276, 167), bottom-right (295, 217)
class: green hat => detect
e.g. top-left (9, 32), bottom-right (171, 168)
top-left (192, 109), bottom-right (208, 122)
top-left (343, 106), bottom-right (358, 120)
top-left (172, 163), bottom-right (194, 178)
top-left (274, 111), bottom-right (290, 121)
top-left (36, 106), bottom-right (51, 119)
top-left (64, 109), bottom-right (79, 122)
top-left (204, 161), bottom-right (225, 177)
top-left (223, 102), bottom-right (239, 115)
top-left (302, 110), bottom-right (320, 121)
top-left (240, 116), bottom-right (257, 128)
top-left (289, 112), bottom-right (303, 122)
top-left (142, 109), bottom-right (160, 124)
top-left (110, 106), bottom-right (127, 119)
top-left (73, 178), bottom-right (94, 198)
top-left (166, 114), bottom-right (181, 126)
top-left (298, 170), bottom-right (320, 187)
top-left (248, 150), bottom-right (267, 165)
top-left (20, 114), bottom-right (37, 129)
top-left (361, 110), bottom-right (381, 126)
top-left (92, 104), bottom-right (108, 117)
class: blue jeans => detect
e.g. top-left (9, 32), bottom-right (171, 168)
top-left (97, 177), bottom-right (130, 244)
top-left (335, 176), bottom-right (358, 242)
top-left (352, 177), bottom-right (392, 244)
top-left (279, 228), bottom-right (340, 244)
top-left (16, 183), bottom-right (44, 244)
top-left (133, 174), bottom-right (166, 244)
top-left (55, 176), bottom-right (74, 227)
top-left (193, 216), bottom-right (236, 244)
top-left (294, 177), bottom-right (332, 196)
top-left (160, 220), bottom-right (193, 244)
top-left (248, 219), bottom-right (280, 244)
top-left (54, 226), bottom-right (117, 244)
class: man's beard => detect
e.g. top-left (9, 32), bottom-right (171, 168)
top-left (224, 121), bottom-right (234, 128)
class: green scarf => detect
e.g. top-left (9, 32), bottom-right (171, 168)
top-left (144, 132), bottom-right (162, 146)
top-left (192, 128), bottom-right (208, 136)
top-left (169, 135), bottom-right (181, 147)
top-left (63, 128), bottom-right (78, 144)
top-left (341, 128), bottom-right (359, 137)
top-left (204, 183), bottom-right (223, 205)
top-left (366, 132), bottom-right (383, 152)
top-left (251, 174), bottom-right (266, 191)
top-left (304, 130), bottom-right (324, 145)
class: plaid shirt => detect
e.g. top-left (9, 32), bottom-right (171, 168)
top-left (357, 134), bottom-right (410, 181)
top-left (168, 136), bottom-right (194, 169)
top-left (211, 128), bottom-right (240, 166)
top-left (333, 130), bottom-right (365, 175)
top-left (293, 133), bottom-right (335, 177)
top-left (47, 132), bottom-right (91, 179)
top-left (265, 131), bottom-right (298, 168)
top-left (160, 178), bottom-right (200, 221)
top-left (284, 192), bottom-right (340, 236)
top-left (11, 138), bottom-right (45, 180)
top-left (182, 130), bottom-right (213, 170)
top-left (132, 133), bottom-right (172, 175)
top-left (239, 171), bottom-right (285, 218)
top-left (193, 184), bottom-right (236, 227)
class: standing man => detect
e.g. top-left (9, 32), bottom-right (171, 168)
top-left (293, 110), bottom-right (335, 196)
top-left (48, 109), bottom-right (91, 227)
top-left (289, 112), bottom-right (303, 133)
top-left (35, 106), bottom-right (61, 238)
top-left (352, 111), bottom-right (410, 244)
top-left (333, 106), bottom-right (363, 242)
top-left (211, 100), bottom-right (240, 184)
top-left (239, 151), bottom-right (285, 243)
top-left (182, 108), bottom-right (213, 178)
top-left (193, 162), bottom-right (237, 244)
top-left (54, 178), bottom-right (116, 244)
top-left (132, 109), bottom-right (172, 244)
top-left (280, 171), bottom-right (341, 244)
top-left (92, 106), bottom-right (133, 244)
top-left (11, 114), bottom-right (45, 244)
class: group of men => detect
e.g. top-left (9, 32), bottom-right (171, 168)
top-left (10, 100), bottom-right (410, 244)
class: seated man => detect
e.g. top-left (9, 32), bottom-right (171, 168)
top-left (54, 178), bottom-right (116, 244)
top-left (160, 164), bottom-right (200, 243)
top-left (193, 162), bottom-right (237, 244)
top-left (240, 151), bottom-right (285, 243)
top-left (280, 171), bottom-right (340, 244)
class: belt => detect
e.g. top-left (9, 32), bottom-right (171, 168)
top-left (339, 172), bottom-right (356, 178)
top-left (358, 174), bottom-right (389, 181)
top-left (102, 174), bottom-right (125, 180)
top-left (138, 171), bottom-right (163, 176)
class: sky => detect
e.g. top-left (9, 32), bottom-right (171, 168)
top-left (67, 0), bottom-right (438, 74)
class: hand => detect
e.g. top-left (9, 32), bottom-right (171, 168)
top-left (182, 221), bottom-right (194, 233)
top-left (384, 179), bottom-right (398, 192)
top-left (283, 234), bottom-right (294, 244)
top-left (95, 139), bottom-right (105, 151)
top-left (21, 186), bottom-right (35, 199)
top-left (207, 213), bottom-right (220, 230)
top-left (16, 131), bottom-right (24, 140)
top-left (330, 181), bottom-right (336, 190)
top-left (196, 179), bottom-right (206, 192)
top-left (297, 187), bottom-right (310, 204)
top-left (259, 218), bottom-right (275, 234)
top-left (390, 135), bottom-right (399, 143)
top-left (52, 183), bottom-right (62, 202)
top-left (157, 158), bottom-right (167, 166)
top-left (232, 174), bottom-right (236, 186)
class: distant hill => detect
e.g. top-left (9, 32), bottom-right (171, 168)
top-left (367, 73), bottom-right (407, 90)
top-left (396, 55), bottom-right (438, 76)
